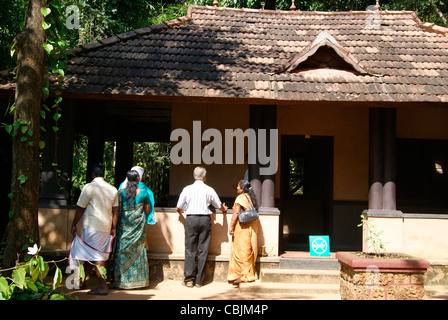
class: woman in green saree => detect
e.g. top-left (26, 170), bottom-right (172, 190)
top-left (113, 170), bottom-right (151, 289)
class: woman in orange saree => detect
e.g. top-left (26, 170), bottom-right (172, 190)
top-left (228, 180), bottom-right (258, 287)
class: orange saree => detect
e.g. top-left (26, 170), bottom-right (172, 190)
top-left (228, 193), bottom-right (258, 283)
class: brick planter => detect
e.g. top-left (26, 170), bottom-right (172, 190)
top-left (336, 252), bottom-right (430, 300)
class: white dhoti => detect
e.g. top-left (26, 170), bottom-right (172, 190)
top-left (68, 228), bottom-right (114, 270)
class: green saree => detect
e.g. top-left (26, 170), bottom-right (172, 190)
top-left (113, 188), bottom-right (150, 289)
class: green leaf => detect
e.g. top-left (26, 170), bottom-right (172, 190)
top-left (0, 277), bottom-right (11, 300)
top-left (52, 126), bottom-right (59, 132)
top-left (25, 279), bottom-right (38, 292)
top-left (40, 262), bottom-right (50, 282)
top-left (12, 268), bottom-right (26, 290)
top-left (10, 46), bottom-right (16, 58)
top-left (98, 266), bottom-right (107, 280)
top-left (31, 265), bottom-right (39, 283)
top-left (42, 86), bottom-right (50, 96)
top-left (37, 255), bottom-right (45, 271)
top-left (29, 257), bottom-right (36, 275)
top-left (4, 124), bottom-right (12, 134)
top-left (53, 113), bottom-right (61, 122)
top-left (78, 264), bottom-right (85, 283)
top-left (41, 7), bottom-right (51, 17)
top-left (17, 175), bottom-right (28, 184)
top-left (52, 267), bottom-right (62, 290)
top-left (50, 293), bottom-right (66, 300)
top-left (39, 141), bottom-right (46, 149)
top-left (42, 21), bottom-right (52, 30)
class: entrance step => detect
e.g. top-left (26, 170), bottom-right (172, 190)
top-left (239, 282), bottom-right (340, 296)
top-left (279, 252), bottom-right (340, 270)
top-left (261, 269), bottom-right (339, 284)
top-left (425, 286), bottom-right (448, 300)
top-left (243, 252), bottom-right (342, 297)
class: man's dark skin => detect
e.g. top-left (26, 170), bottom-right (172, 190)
top-left (71, 172), bottom-right (119, 295)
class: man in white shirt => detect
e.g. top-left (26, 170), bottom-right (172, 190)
top-left (69, 163), bottom-right (119, 295)
top-left (176, 167), bottom-right (228, 288)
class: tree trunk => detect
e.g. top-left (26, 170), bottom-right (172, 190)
top-left (432, 2), bottom-right (448, 26)
top-left (2, 0), bottom-right (46, 269)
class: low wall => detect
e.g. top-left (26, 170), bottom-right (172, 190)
top-left (362, 211), bottom-right (448, 260)
top-left (337, 252), bottom-right (429, 300)
top-left (38, 206), bottom-right (280, 258)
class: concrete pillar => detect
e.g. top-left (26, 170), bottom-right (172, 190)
top-left (383, 109), bottom-right (397, 210)
top-left (249, 105), bottom-right (277, 208)
top-left (368, 108), bottom-right (397, 211)
top-left (261, 105), bottom-right (276, 208)
top-left (249, 105), bottom-right (262, 205)
top-left (368, 108), bottom-right (383, 210)
top-left (364, 108), bottom-right (402, 253)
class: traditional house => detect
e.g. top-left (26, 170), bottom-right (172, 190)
top-left (2, 4), bottom-right (448, 265)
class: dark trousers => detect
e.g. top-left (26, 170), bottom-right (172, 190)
top-left (184, 215), bottom-right (211, 285)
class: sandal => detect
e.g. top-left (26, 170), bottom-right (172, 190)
top-left (87, 288), bottom-right (108, 296)
top-left (232, 279), bottom-right (242, 288)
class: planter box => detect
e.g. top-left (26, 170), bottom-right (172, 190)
top-left (336, 252), bottom-right (430, 300)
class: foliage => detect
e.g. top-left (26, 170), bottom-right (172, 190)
top-left (71, 134), bottom-right (88, 193)
top-left (0, 243), bottom-right (108, 300)
top-left (0, 244), bottom-right (70, 300)
top-left (134, 142), bottom-right (171, 205)
top-left (358, 214), bottom-right (388, 255)
top-left (0, 0), bottom-right (27, 70)
top-left (70, 135), bottom-right (116, 201)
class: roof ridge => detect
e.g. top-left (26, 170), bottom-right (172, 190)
top-left (68, 16), bottom-right (192, 56)
top-left (187, 4), bottom-right (417, 16)
top-left (418, 22), bottom-right (448, 37)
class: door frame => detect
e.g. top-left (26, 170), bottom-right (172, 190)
top-left (279, 135), bottom-right (334, 252)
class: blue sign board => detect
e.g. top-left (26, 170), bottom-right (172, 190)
top-left (309, 235), bottom-right (330, 256)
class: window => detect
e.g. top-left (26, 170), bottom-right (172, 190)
top-left (287, 157), bottom-right (305, 196)
top-left (397, 139), bottom-right (448, 203)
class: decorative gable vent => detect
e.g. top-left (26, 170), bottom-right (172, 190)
top-left (279, 31), bottom-right (370, 75)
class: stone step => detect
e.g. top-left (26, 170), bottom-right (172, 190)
top-left (279, 257), bottom-right (340, 270)
top-left (261, 268), bottom-right (340, 284)
top-left (425, 286), bottom-right (448, 300)
top-left (239, 281), bottom-right (340, 296)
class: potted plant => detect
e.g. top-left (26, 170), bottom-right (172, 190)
top-left (336, 215), bottom-right (430, 300)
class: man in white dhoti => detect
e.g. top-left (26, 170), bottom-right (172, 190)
top-left (69, 163), bottom-right (119, 295)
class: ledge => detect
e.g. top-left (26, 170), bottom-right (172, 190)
top-left (362, 209), bottom-right (403, 218)
top-left (38, 205), bottom-right (281, 216)
top-left (336, 251), bottom-right (430, 273)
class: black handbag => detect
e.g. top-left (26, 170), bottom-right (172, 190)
top-left (238, 194), bottom-right (259, 223)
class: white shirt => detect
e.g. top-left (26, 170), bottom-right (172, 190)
top-left (77, 177), bottom-right (119, 232)
top-left (176, 180), bottom-right (222, 215)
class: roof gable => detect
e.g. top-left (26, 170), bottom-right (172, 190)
top-left (280, 31), bottom-right (370, 75)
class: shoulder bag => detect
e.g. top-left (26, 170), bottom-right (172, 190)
top-left (238, 194), bottom-right (259, 223)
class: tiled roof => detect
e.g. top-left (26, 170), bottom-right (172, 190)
top-left (16, 5), bottom-right (448, 102)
